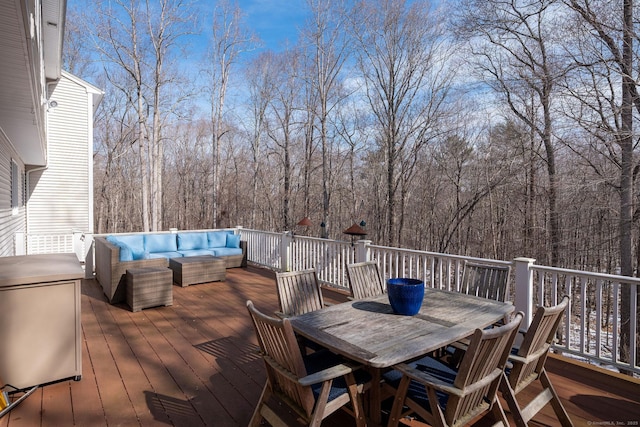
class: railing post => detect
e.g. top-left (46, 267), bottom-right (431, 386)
top-left (514, 257), bottom-right (536, 327)
top-left (14, 232), bottom-right (25, 256)
top-left (72, 230), bottom-right (84, 260)
top-left (83, 234), bottom-right (94, 279)
top-left (355, 239), bottom-right (372, 263)
top-left (281, 231), bottom-right (293, 272)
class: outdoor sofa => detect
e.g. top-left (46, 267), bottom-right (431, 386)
top-left (94, 230), bottom-right (247, 303)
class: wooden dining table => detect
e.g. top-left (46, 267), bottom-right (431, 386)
top-left (289, 286), bottom-right (515, 425)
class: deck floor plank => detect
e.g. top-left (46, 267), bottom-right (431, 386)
top-left (86, 287), bottom-right (149, 426)
top-left (1, 265), bottom-right (638, 427)
top-left (138, 307), bottom-right (241, 427)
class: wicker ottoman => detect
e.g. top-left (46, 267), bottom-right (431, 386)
top-left (169, 255), bottom-right (226, 287)
top-left (126, 267), bottom-right (173, 312)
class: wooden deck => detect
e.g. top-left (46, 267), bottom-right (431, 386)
top-left (1, 265), bottom-right (638, 426)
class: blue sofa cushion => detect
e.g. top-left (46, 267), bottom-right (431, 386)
top-left (177, 232), bottom-right (208, 250)
top-left (145, 233), bottom-right (178, 253)
top-left (207, 231), bottom-right (230, 248)
top-left (178, 249), bottom-right (217, 257)
top-left (107, 236), bottom-right (134, 261)
top-left (108, 235), bottom-right (145, 260)
top-left (226, 234), bottom-right (241, 248)
top-left (213, 247), bottom-right (242, 256)
top-left (147, 251), bottom-right (183, 259)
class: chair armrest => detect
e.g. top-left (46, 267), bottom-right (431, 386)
top-left (396, 363), bottom-right (502, 398)
top-left (395, 363), bottom-right (461, 396)
top-left (508, 345), bottom-right (550, 365)
top-left (298, 362), bottom-right (361, 386)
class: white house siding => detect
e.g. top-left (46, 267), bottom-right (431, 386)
top-left (27, 72), bottom-right (97, 254)
top-left (0, 132), bottom-right (26, 256)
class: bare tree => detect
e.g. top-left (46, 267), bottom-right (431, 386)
top-left (456, 0), bottom-right (570, 266)
top-left (90, 0), bottom-right (193, 231)
top-left (265, 49), bottom-right (304, 230)
top-left (145, 0), bottom-right (194, 231)
top-left (204, 0), bottom-right (254, 228)
top-left (349, 0), bottom-right (452, 246)
top-left (302, 0), bottom-right (351, 238)
top-left (245, 52), bottom-right (275, 228)
top-left (563, 0), bottom-right (639, 371)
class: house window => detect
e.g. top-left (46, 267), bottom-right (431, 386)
top-left (11, 159), bottom-right (20, 215)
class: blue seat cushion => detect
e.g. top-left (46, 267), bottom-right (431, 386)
top-left (178, 249), bottom-right (217, 257)
top-left (146, 251), bottom-right (183, 259)
top-left (207, 231), bottom-right (230, 248)
top-left (145, 233), bottom-right (177, 253)
top-left (382, 356), bottom-right (454, 411)
top-left (212, 247), bottom-right (242, 256)
top-left (304, 350), bottom-right (371, 402)
top-left (177, 232), bottom-right (208, 250)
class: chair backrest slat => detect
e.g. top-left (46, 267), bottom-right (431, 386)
top-left (346, 261), bottom-right (385, 300)
top-left (461, 262), bottom-right (511, 302)
top-left (276, 269), bottom-right (324, 316)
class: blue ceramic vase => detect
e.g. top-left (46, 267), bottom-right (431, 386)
top-left (387, 278), bottom-right (425, 316)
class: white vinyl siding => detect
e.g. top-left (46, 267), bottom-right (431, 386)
top-left (0, 133), bottom-right (26, 256)
top-left (11, 159), bottom-right (19, 213)
top-left (27, 73), bottom-right (92, 251)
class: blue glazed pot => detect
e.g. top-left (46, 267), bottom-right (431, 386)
top-left (387, 278), bottom-right (425, 316)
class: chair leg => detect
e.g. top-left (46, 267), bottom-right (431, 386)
top-left (249, 383), bottom-right (270, 427)
top-left (309, 380), bottom-right (333, 427)
top-left (487, 398), bottom-right (510, 427)
top-left (426, 386), bottom-right (447, 427)
top-left (388, 375), bottom-right (411, 427)
top-left (344, 372), bottom-right (367, 427)
top-left (540, 369), bottom-right (574, 427)
top-left (499, 374), bottom-right (527, 427)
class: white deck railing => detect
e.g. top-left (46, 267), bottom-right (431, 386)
top-left (24, 227), bottom-right (639, 375)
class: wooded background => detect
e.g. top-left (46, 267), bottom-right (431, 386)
top-left (65, 0), bottom-right (640, 277)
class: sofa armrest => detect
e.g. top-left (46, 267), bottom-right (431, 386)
top-left (240, 240), bottom-right (247, 267)
top-left (95, 236), bottom-right (118, 300)
top-left (95, 236), bottom-right (168, 303)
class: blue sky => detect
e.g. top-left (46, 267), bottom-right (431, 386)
top-left (237, 0), bottom-right (310, 51)
top-left (68, 0), bottom-right (309, 53)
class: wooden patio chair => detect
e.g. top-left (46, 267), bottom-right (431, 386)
top-left (385, 312), bottom-right (523, 427)
top-left (346, 261), bottom-right (385, 300)
top-left (246, 300), bottom-right (370, 427)
top-left (500, 295), bottom-right (574, 427)
top-left (460, 261), bottom-right (511, 302)
top-left (445, 262), bottom-right (513, 364)
top-left (275, 269), bottom-right (326, 317)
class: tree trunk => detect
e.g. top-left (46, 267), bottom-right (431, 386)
top-left (619, 0), bottom-right (634, 368)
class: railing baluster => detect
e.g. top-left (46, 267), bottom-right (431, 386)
top-left (595, 279), bottom-right (602, 360)
top-left (612, 282), bottom-right (619, 365)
